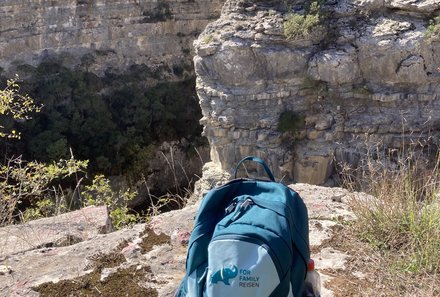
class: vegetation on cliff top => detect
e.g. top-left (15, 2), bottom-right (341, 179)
top-left (283, 0), bottom-right (327, 41)
top-left (425, 16), bottom-right (440, 43)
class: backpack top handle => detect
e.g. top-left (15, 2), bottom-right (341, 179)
top-left (234, 156), bottom-right (276, 182)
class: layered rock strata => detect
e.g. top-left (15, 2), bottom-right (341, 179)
top-left (194, 0), bottom-right (440, 184)
top-left (0, 0), bottom-right (224, 76)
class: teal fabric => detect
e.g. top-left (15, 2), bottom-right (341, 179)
top-left (175, 157), bottom-right (310, 297)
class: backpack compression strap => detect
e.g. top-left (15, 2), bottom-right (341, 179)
top-left (234, 156), bottom-right (276, 182)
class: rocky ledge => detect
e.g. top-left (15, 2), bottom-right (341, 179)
top-left (0, 162), bottom-right (369, 297)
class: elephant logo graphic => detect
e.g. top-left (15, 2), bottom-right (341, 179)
top-left (210, 265), bottom-right (238, 285)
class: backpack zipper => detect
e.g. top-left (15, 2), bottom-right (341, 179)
top-left (224, 200), bottom-right (237, 215)
top-left (231, 198), bottom-right (253, 221)
top-left (223, 197), bottom-right (254, 226)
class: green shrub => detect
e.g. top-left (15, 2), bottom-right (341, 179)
top-left (277, 110), bottom-right (305, 133)
top-left (142, 2), bottom-right (172, 23)
top-left (0, 76), bottom-right (89, 226)
top-left (202, 34), bottom-right (215, 44)
top-left (21, 198), bottom-right (55, 222)
top-left (0, 75), bottom-right (41, 139)
top-left (283, 1), bottom-right (326, 40)
top-left (4, 60), bottom-right (204, 179)
top-left (425, 16), bottom-right (440, 43)
top-left (82, 175), bottom-right (139, 230)
top-left (0, 157), bottom-right (88, 226)
top-left (353, 85), bottom-right (372, 95)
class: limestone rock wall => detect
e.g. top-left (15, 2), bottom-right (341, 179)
top-left (194, 0), bottom-right (440, 184)
top-left (0, 0), bottom-right (224, 76)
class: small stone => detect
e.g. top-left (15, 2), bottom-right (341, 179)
top-left (121, 242), bottom-right (142, 261)
top-left (0, 265), bottom-right (12, 275)
top-left (100, 267), bottom-right (118, 283)
top-left (307, 130), bottom-right (324, 140)
top-left (255, 24), bottom-right (265, 33)
top-left (315, 115), bottom-right (334, 131)
top-left (254, 33), bottom-right (265, 40)
top-left (331, 195), bottom-right (344, 203)
top-left (171, 229), bottom-right (191, 245)
top-left (244, 5), bottom-right (256, 12)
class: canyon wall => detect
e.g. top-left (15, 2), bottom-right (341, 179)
top-left (0, 0), bottom-right (224, 77)
top-left (0, 0), bottom-right (226, 199)
top-left (2, 0), bottom-right (439, 186)
top-left (194, 0), bottom-right (440, 184)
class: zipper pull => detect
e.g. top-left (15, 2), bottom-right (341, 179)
top-left (231, 198), bottom-right (253, 221)
top-left (225, 201), bottom-right (237, 215)
top-left (241, 198), bottom-right (253, 210)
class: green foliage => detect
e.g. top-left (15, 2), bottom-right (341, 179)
top-left (353, 85), bottom-right (372, 95)
top-left (277, 110), bottom-right (305, 133)
top-left (202, 34), bottom-right (215, 44)
top-left (283, 0), bottom-right (326, 41)
top-left (5, 59), bottom-right (204, 178)
top-left (21, 198), bottom-right (55, 222)
top-left (0, 75), bottom-right (41, 138)
top-left (0, 156), bottom-right (88, 226)
top-left (81, 175), bottom-right (139, 230)
top-left (0, 60), bottom-right (205, 226)
top-left (142, 2), bottom-right (172, 23)
top-left (425, 16), bottom-right (440, 43)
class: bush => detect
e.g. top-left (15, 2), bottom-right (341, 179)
top-left (0, 156), bottom-right (88, 226)
top-left (142, 2), bottom-right (172, 23)
top-left (341, 145), bottom-right (440, 274)
top-left (0, 75), bottom-right (41, 139)
top-left (283, 0), bottom-right (326, 41)
top-left (302, 76), bottom-right (328, 97)
top-left (82, 175), bottom-right (139, 230)
top-left (277, 110), bottom-right (305, 133)
top-left (425, 16), bottom-right (440, 43)
top-left (4, 60), bottom-right (204, 178)
top-left (0, 77), bottom-right (88, 226)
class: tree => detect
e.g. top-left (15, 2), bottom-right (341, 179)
top-left (0, 76), bottom-right (87, 226)
top-left (0, 75), bottom-right (41, 138)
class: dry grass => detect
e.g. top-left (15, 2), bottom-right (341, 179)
top-left (335, 141), bottom-right (440, 295)
top-left (320, 222), bottom-right (440, 296)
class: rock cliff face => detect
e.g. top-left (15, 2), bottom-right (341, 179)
top-left (0, 0), bottom-right (224, 77)
top-left (194, 0), bottom-right (440, 184)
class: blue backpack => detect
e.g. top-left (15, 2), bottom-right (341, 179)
top-left (175, 156), bottom-right (310, 297)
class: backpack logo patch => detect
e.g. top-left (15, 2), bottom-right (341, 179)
top-left (210, 265), bottom-right (238, 285)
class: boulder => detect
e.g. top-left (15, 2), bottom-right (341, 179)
top-left (0, 206), bottom-right (112, 259)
